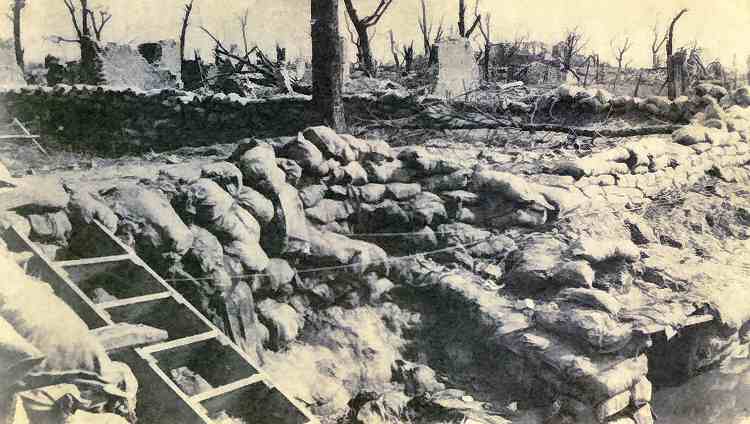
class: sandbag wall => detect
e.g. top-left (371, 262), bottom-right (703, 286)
top-left (0, 85), bottom-right (419, 155)
top-left (532, 82), bottom-right (750, 122)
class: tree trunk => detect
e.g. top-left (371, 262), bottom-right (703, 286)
top-left (583, 59), bottom-right (590, 86)
top-left (180, 1), bottom-right (194, 84)
top-left (429, 44), bottom-right (439, 67)
top-left (458, 0), bottom-right (466, 37)
top-left (311, 0), bottom-right (346, 132)
top-left (389, 31), bottom-right (400, 71)
top-left (78, 0), bottom-right (100, 84)
top-left (356, 25), bottom-right (375, 76)
top-left (12, 0), bottom-right (24, 72)
top-left (483, 43), bottom-right (490, 80)
top-left (666, 9), bottom-right (688, 100)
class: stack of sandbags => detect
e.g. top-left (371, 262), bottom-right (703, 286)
top-left (182, 178), bottom-right (268, 273)
top-left (105, 184), bottom-right (193, 269)
top-left (553, 147), bottom-right (631, 179)
top-left (638, 96), bottom-right (675, 119)
top-left (502, 328), bottom-right (652, 424)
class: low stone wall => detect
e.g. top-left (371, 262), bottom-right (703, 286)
top-left (0, 85), bottom-right (419, 154)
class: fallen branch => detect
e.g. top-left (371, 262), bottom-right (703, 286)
top-left (369, 115), bottom-right (682, 137)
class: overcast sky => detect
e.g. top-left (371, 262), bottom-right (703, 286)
top-left (4, 0), bottom-right (750, 70)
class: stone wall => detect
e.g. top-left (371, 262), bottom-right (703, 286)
top-left (0, 85), bottom-right (419, 154)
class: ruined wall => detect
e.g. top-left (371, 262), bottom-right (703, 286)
top-left (433, 37), bottom-right (480, 99)
top-left (0, 43), bottom-right (25, 86)
top-left (99, 42), bottom-right (180, 90)
top-left (0, 85), bottom-right (419, 154)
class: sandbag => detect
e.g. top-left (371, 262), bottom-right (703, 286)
top-left (66, 189), bottom-right (119, 232)
top-left (234, 186), bottom-right (274, 226)
top-left (0, 253), bottom-right (111, 377)
top-left (557, 288), bottom-right (623, 315)
top-left (354, 184), bottom-right (387, 204)
top-left (298, 184), bottom-right (328, 208)
top-left (263, 183), bottom-right (311, 257)
top-left (27, 211), bottom-right (72, 244)
top-left (200, 162), bottom-right (244, 191)
top-left (183, 225), bottom-right (232, 291)
top-left (279, 133), bottom-right (328, 175)
top-left (397, 146), bottom-right (463, 176)
top-left (276, 158), bottom-right (303, 186)
top-left (256, 299), bottom-right (303, 350)
top-left (183, 179), bottom-right (267, 272)
top-left (535, 303), bottom-right (633, 352)
top-left (404, 192), bottom-right (447, 227)
top-left (472, 168), bottom-right (553, 209)
top-left (306, 199), bottom-right (355, 224)
top-left (420, 169), bottom-right (472, 192)
top-left (106, 184), bottom-right (193, 260)
top-left (364, 160), bottom-right (417, 184)
top-left (570, 237), bottom-right (640, 263)
top-left (236, 144), bottom-right (287, 194)
top-left (356, 200), bottom-right (411, 233)
top-left (303, 126), bottom-right (356, 163)
top-left (386, 183), bottom-right (422, 200)
top-left (504, 234), bottom-right (567, 291)
top-left (306, 228), bottom-right (388, 273)
top-left (0, 316), bottom-right (44, 389)
top-left (672, 125), bottom-right (709, 146)
top-left (1, 178), bottom-right (70, 214)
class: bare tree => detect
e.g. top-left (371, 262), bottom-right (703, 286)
top-left (342, 0), bottom-right (394, 76)
top-left (402, 41), bottom-right (414, 72)
top-left (52, 0), bottom-right (110, 83)
top-left (476, 8), bottom-right (491, 80)
top-left (417, 0), bottom-right (443, 66)
top-left (666, 8), bottom-right (688, 99)
top-left (238, 8), bottom-right (250, 56)
top-left (555, 27), bottom-right (587, 81)
top-left (650, 18), bottom-right (667, 69)
top-left (611, 35), bottom-right (632, 90)
top-left (179, 0), bottom-right (194, 76)
top-left (8, 0), bottom-right (26, 72)
top-left (311, 0), bottom-right (345, 131)
top-left (457, 0), bottom-right (481, 38)
top-left (86, 6), bottom-right (111, 41)
top-left (388, 30), bottom-right (400, 70)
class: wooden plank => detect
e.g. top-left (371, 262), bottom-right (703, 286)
top-left (12, 118), bottom-right (48, 156)
top-left (189, 374), bottom-right (267, 404)
top-left (92, 323), bottom-right (170, 351)
top-left (54, 254), bottom-right (134, 268)
top-left (141, 354), bottom-right (215, 423)
top-left (98, 291), bottom-right (173, 309)
top-left (138, 331), bottom-right (219, 356)
top-left (0, 134), bottom-right (40, 140)
top-left (88, 220), bottom-right (319, 423)
top-left (2, 226), bottom-right (113, 328)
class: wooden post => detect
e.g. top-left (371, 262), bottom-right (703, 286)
top-left (311, 0), bottom-right (347, 132)
top-left (633, 71), bottom-right (643, 97)
top-left (583, 58), bottom-right (590, 87)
